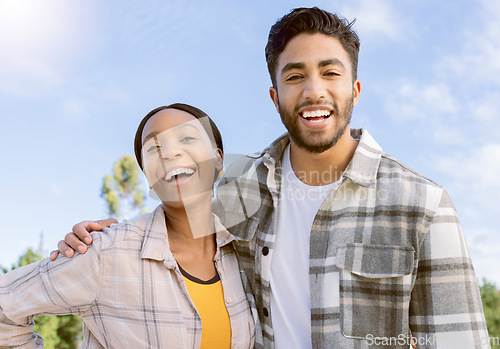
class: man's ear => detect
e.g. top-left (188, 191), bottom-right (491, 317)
top-left (269, 87), bottom-right (280, 113)
top-left (352, 79), bottom-right (361, 107)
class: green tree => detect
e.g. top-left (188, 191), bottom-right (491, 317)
top-left (101, 155), bottom-right (145, 217)
top-left (9, 248), bottom-right (82, 349)
top-left (480, 278), bottom-right (500, 347)
top-left (12, 248), bottom-right (42, 269)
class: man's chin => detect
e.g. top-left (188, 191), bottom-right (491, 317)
top-left (290, 134), bottom-right (337, 154)
top-left (291, 122), bottom-right (350, 153)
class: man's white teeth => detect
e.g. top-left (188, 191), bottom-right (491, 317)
top-left (302, 110), bottom-right (331, 119)
top-left (165, 168), bottom-right (194, 182)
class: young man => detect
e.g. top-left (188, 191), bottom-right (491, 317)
top-left (55, 7), bottom-right (489, 348)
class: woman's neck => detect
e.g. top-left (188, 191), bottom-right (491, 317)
top-left (161, 196), bottom-right (215, 249)
top-left (162, 198), bottom-right (217, 280)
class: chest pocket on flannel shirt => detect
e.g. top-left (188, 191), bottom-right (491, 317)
top-left (335, 243), bottom-right (415, 341)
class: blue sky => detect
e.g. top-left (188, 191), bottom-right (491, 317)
top-left (1, 0), bottom-right (499, 284)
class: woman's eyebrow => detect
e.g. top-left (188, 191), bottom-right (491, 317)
top-left (143, 124), bottom-right (201, 144)
top-left (143, 131), bottom-right (160, 144)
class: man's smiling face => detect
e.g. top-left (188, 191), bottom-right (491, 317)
top-left (270, 33), bottom-right (361, 153)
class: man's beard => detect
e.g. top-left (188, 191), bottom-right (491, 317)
top-left (278, 95), bottom-right (354, 154)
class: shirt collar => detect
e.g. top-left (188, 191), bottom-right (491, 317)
top-left (342, 129), bottom-right (382, 188)
top-left (256, 132), bottom-right (289, 168)
top-left (259, 128), bottom-right (382, 188)
top-left (140, 205), bottom-right (236, 267)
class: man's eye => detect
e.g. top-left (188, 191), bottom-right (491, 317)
top-left (286, 75), bottom-right (303, 81)
top-left (324, 71), bottom-right (340, 77)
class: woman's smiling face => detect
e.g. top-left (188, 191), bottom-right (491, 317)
top-left (141, 108), bottom-right (222, 204)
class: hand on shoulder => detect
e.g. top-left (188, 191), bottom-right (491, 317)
top-left (49, 218), bottom-right (118, 260)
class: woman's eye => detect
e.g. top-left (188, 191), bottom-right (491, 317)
top-left (146, 145), bottom-right (161, 153)
top-left (181, 136), bottom-right (196, 142)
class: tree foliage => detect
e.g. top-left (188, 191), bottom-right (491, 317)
top-left (480, 279), bottom-right (500, 347)
top-left (101, 155), bottom-right (145, 217)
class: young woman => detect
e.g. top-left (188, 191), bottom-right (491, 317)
top-left (0, 104), bottom-right (256, 348)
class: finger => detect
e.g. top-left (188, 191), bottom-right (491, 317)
top-left (58, 240), bottom-right (75, 258)
top-left (95, 218), bottom-right (118, 229)
top-left (49, 250), bottom-right (59, 261)
top-left (64, 232), bottom-right (89, 254)
top-left (72, 221), bottom-right (95, 245)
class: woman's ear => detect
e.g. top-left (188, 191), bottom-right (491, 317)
top-left (215, 148), bottom-right (223, 172)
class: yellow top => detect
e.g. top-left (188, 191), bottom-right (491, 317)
top-left (181, 267), bottom-right (231, 349)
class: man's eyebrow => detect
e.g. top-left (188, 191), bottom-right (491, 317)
top-left (281, 62), bottom-right (305, 76)
top-left (142, 124), bottom-right (200, 144)
top-left (280, 59), bottom-right (346, 77)
top-left (319, 58), bottom-right (346, 70)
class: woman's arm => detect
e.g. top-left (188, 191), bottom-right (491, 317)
top-left (0, 244), bottom-right (101, 347)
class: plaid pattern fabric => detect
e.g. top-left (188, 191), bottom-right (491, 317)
top-left (215, 129), bottom-right (489, 348)
top-left (0, 206), bottom-right (256, 348)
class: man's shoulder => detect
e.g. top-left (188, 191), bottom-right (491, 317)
top-left (379, 152), bottom-right (442, 189)
top-left (375, 152), bottom-right (446, 213)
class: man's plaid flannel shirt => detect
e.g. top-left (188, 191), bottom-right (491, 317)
top-left (216, 129), bottom-right (489, 348)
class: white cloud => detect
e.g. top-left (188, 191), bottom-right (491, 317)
top-left (433, 142), bottom-right (500, 223)
top-left (0, 52), bottom-right (63, 97)
top-left (380, 0), bottom-right (500, 146)
top-left (432, 143), bottom-right (500, 285)
top-left (438, 0), bottom-right (500, 85)
top-left (465, 227), bottom-right (500, 285)
top-left (468, 92), bottom-right (500, 126)
top-left (385, 81), bottom-right (458, 121)
top-left (382, 80), bottom-right (467, 144)
top-left (338, 0), bottom-right (410, 41)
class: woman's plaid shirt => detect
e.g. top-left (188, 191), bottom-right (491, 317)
top-left (215, 129), bottom-right (490, 348)
top-left (0, 206), bottom-right (256, 348)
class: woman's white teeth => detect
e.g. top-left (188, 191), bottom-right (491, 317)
top-left (165, 168), bottom-right (194, 182)
top-left (302, 110), bottom-right (331, 119)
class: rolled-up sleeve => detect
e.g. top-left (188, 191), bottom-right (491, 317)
top-left (410, 188), bottom-right (490, 348)
top-left (0, 243), bottom-right (101, 347)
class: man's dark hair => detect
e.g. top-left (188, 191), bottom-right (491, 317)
top-left (134, 103), bottom-right (223, 171)
top-left (265, 7), bottom-right (360, 87)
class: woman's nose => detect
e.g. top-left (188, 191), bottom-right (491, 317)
top-left (159, 144), bottom-right (184, 160)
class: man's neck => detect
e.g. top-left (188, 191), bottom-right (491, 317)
top-left (289, 129), bottom-right (358, 186)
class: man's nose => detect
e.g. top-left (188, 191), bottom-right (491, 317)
top-left (302, 74), bottom-right (327, 101)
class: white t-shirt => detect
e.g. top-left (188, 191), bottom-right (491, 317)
top-left (270, 145), bottom-right (337, 348)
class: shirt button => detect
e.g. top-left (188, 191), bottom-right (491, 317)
top-left (263, 307), bottom-right (269, 317)
top-left (215, 260), bottom-right (222, 267)
top-left (262, 246), bottom-right (269, 256)
top-left (226, 297), bottom-right (232, 304)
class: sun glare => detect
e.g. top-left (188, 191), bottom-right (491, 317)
top-left (0, 0), bottom-right (96, 95)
